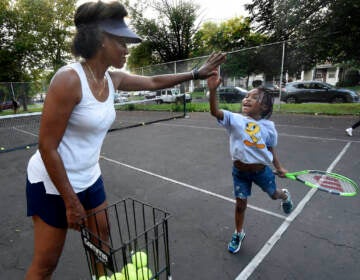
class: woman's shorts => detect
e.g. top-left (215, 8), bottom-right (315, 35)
top-left (26, 176), bottom-right (106, 228)
top-left (232, 165), bottom-right (277, 199)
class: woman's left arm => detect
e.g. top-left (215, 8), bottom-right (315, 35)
top-left (112, 52), bottom-right (226, 91)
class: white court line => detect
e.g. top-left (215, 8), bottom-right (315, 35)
top-left (235, 142), bottom-right (352, 280)
top-left (156, 123), bottom-right (360, 143)
top-left (100, 156), bottom-right (286, 220)
top-left (279, 133), bottom-right (360, 143)
top-left (13, 127), bottom-right (38, 137)
top-left (156, 123), bottom-right (223, 131)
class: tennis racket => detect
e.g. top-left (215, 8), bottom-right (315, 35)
top-left (275, 170), bottom-right (358, 197)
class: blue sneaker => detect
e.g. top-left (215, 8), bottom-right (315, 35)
top-left (281, 189), bottom-right (294, 214)
top-left (228, 231), bottom-right (245, 254)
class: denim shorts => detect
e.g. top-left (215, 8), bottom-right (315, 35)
top-left (26, 176), bottom-right (106, 228)
top-left (232, 165), bottom-right (276, 199)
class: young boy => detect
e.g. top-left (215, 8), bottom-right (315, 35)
top-left (207, 73), bottom-right (294, 254)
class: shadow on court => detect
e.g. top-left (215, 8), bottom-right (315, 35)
top-left (1, 112), bottom-right (359, 279)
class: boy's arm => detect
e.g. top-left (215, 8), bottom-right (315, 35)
top-left (268, 146), bottom-right (288, 177)
top-left (207, 69), bottom-right (224, 120)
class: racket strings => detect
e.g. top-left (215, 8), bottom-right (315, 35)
top-left (297, 173), bottom-right (357, 194)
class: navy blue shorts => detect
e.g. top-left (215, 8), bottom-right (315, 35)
top-left (26, 176), bottom-right (106, 228)
top-left (232, 165), bottom-right (277, 199)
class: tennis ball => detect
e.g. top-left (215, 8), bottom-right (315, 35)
top-left (121, 263), bottom-right (137, 280)
top-left (137, 267), bottom-right (153, 280)
top-left (131, 251), bottom-right (148, 268)
top-left (0, 147), bottom-right (4, 150)
top-left (98, 276), bottom-right (111, 280)
top-left (110, 272), bottom-right (124, 280)
top-left (26, 146), bottom-right (30, 149)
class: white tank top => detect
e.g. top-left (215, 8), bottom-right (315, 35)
top-left (27, 62), bottom-right (116, 194)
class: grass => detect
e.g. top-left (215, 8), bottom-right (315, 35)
top-left (115, 102), bottom-right (185, 112)
top-left (1, 96), bottom-right (359, 117)
top-left (274, 103), bottom-right (360, 115)
top-left (186, 102), bottom-right (359, 116)
top-left (188, 90), bottom-right (360, 116)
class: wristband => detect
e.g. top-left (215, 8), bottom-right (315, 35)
top-left (191, 68), bottom-right (200, 80)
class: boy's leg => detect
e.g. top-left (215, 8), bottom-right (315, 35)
top-left (228, 199), bottom-right (246, 253)
top-left (272, 188), bottom-right (294, 214)
top-left (254, 167), bottom-right (294, 214)
top-left (271, 188), bottom-right (287, 200)
top-left (229, 166), bottom-right (249, 253)
top-left (235, 198), bottom-right (247, 233)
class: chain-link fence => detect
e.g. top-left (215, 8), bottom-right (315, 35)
top-left (0, 82), bottom-right (43, 113)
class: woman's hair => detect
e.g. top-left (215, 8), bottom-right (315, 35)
top-left (71, 1), bottom-right (128, 58)
top-left (257, 86), bottom-right (274, 119)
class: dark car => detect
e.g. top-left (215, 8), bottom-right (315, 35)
top-left (263, 83), bottom-right (280, 97)
top-left (217, 86), bottom-right (248, 103)
top-left (280, 81), bottom-right (359, 103)
top-left (1, 100), bottom-right (14, 110)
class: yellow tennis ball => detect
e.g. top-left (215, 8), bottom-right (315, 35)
top-left (137, 267), bottom-right (153, 280)
top-left (0, 147), bottom-right (4, 150)
top-left (131, 251), bottom-right (148, 268)
top-left (110, 272), bottom-right (124, 280)
top-left (26, 146), bottom-right (30, 149)
top-left (121, 263), bottom-right (137, 280)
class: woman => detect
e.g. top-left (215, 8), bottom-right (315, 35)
top-left (25, 1), bottom-right (226, 278)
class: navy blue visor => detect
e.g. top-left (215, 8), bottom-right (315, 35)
top-left (98, 18), bottom-right (142, 43)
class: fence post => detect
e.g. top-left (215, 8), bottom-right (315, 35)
top-left (278, 41), bottom-right (285, 111)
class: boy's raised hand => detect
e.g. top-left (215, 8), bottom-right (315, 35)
top-left (207, 67), bottom-right (222, 92)
top-left (197, 52), bottom-right (226, 79)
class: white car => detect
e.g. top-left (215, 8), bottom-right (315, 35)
top-left (155, 88), bottom-right (192, 104)
top-left (114, 93), bottom-right (128, 103)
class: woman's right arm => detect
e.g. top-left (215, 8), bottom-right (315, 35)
top-left (38, 68), bottom-right (85, 230)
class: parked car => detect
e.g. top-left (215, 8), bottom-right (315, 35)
top-left (280, 81), bottom-right (359, 103)
top-left (1, 100), bottom-right (14, 110)
top-left (155, 88), bottom-right (191, 104)
top-left (114, 93), bottom-right (128, 103)
top-left (118, 91), bottom-right (130, 97)
top-left (263, 82), bottom-right (280, 97)
top-left (144, 91), bottom-right (157, 99)
top-left (217, 86), bottom-right (248, 103)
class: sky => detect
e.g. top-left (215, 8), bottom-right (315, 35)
top-left (193, 0), bottom-right (251, 23)
top-left (76, 1), bottom-right (251, 21)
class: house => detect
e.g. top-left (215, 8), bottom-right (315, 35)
top-left (300, 63), bottom-right (341, 85)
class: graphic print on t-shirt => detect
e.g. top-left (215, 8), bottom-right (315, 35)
top-left (243, 121), bottom-right (265, 149)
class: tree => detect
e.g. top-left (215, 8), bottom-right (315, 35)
top-left (126, 0), bottom-right (199, 71)
top-left (245, 0), bottom-right (360, 70)
top-left (193, 17), bottom-right (274, 87)
top-left (0, 0), bottom-right (75, 110)
top-left (0, 0), bottom-right (23, 81)
top-left (0, 0), bottom-right (75, 83)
